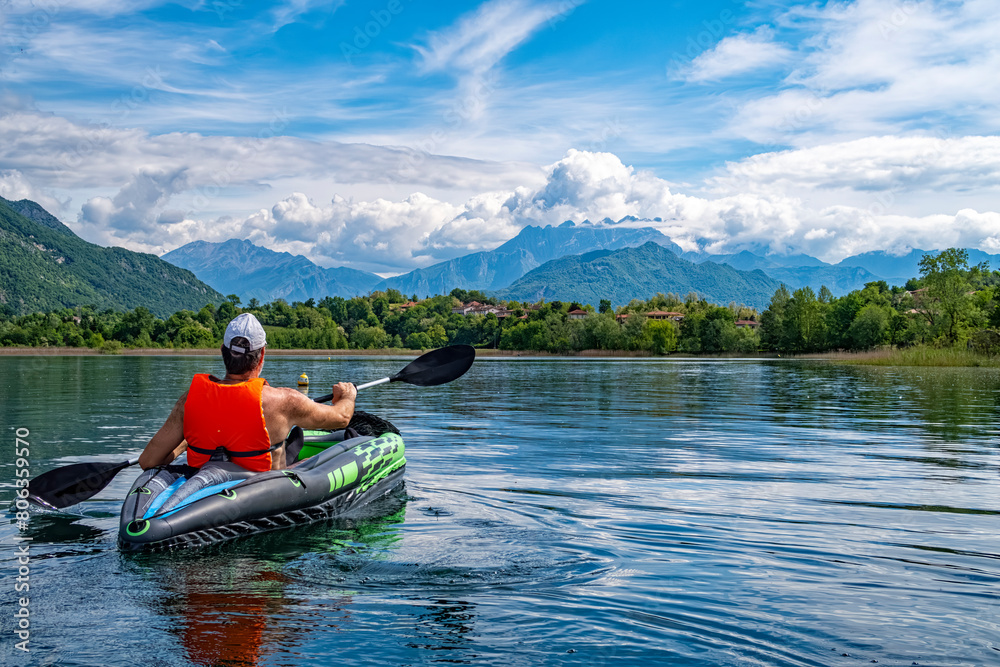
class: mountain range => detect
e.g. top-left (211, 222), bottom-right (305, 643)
top-left (496, 242), bottom-right (783, 310)
top-left (162, 239), bottom-right (382, 304)
top-left (161, 220), bottom-right (1000, 308)
top-left (0, 197), bottom-right (222, 317)
top-left (6, 198), bottom-right (995, 316)
top-left (374, 222), bottom-right (682, 295)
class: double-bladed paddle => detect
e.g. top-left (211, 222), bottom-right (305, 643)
top-left (313, 343), bottom-right (476, 401)
top-left (27, 344), bottom-right (476, 510)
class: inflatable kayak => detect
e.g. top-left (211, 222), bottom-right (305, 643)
top-left (118, 417), bottom-right (405, 552)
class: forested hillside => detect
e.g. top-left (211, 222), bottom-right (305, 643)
top-left (0, 199), bottom-right (223, 317)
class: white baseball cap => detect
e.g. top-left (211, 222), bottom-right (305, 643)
top-left (223, 313), bottom-right (266, 353)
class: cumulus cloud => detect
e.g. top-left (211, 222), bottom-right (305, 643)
top-left (0, 169), bottom-right (66, 215)
top-left (4, 98), bottom-right (1000, 273)
top-left (7, 135), bottom-right (1000, 271)
top-left (127, 142), bottom-right (998, 272)
top-left (687, 28), bottom-right (791, 82)
top-left (78, 168), bottom-right (190, 233)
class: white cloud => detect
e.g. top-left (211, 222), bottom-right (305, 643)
top-left (687, 28), bottom-right (791, 82)
top-left (2, 0), bottom-right (168, 15)
top-left (0, 108), bottom-right (538, 211)
top-left (714, 134), bottom-right (1000, 189)
top-left (0, 169), bottom-right (66, 214)
top-left (271, 0), bottom-right (346, 31)
top-left (732, 0), bottom-right (1000, 145)
top-left (152, 143), bottom-right (1000, 272)
top-left (414, 0), bottom-right (569, 76)
top-left (78, 168), bottom-right (190, 233)
top-left (7, 133), bottom-right (1000, 272)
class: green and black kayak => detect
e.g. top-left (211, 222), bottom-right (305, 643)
top-left (118, 414), bottom-right (405, 552)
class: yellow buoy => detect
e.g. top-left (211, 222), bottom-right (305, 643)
top-left (297, 373), bottom-right (309, 386)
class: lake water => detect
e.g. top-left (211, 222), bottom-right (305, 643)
top-left (1, 355), bottom-right (998, 666)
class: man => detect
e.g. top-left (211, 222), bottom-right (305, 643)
top-left (138, 312), bottom-right (356, 471)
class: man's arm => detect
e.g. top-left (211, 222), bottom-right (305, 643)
top-left (271, 382), bottom-right (357, 433)
top-left (139, 392), bottom-right (188, 469)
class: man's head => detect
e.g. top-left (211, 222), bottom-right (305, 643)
top-left (221, 313), bottom-right (267, 375)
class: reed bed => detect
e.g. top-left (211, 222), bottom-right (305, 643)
top-left (816, 346), bottom-right (1000, 367)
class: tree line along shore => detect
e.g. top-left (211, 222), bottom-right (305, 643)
top-left (1, 249), bottom-right (996, 366)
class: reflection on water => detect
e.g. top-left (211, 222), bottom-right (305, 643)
top-left (1, 356), bottom-right (999, 666)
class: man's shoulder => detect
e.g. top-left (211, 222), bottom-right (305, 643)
top-left (262, 384), bottom-right (308, 407)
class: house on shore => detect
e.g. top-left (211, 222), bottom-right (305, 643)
top-left (616, 311), bottom-right (685, 324)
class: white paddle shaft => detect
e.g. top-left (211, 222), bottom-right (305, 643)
top-left (355, 377), bottom-right (391, 391)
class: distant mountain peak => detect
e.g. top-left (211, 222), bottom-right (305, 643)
top-left (377, 222), bottom-right (684, 297)
top-left (495, 241), bottom-right (782, 309)
top-left (162, 238), bottom-right (382, 303)
top-left (0, 197), bottom-right (77, 237)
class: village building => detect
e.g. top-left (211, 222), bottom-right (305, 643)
top-left (452, 301), bottom-right (515, 318)
top-left (616, 311), bottom-right (685, 323)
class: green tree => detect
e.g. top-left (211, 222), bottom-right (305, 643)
top-left (114, 307), bottom-right (156, 344)
top-left (406, 331), bottom-right (432, 349)
top-left (759, 285), bottom-right (790, 351)
top-left (351, 324), bottom-right (391, 349)
top-left (782, 287), bottom-right (827, 352)
top-left (599, 299), bottom-right (612, 314)
top-left (371, 294), bottom-right (390, 321)
top-left (644, 319), bottom-right (678, 355)
top-left (917, 248), bottom-right (984, 343)
top-left (847, 304), bottom-right (891, 350)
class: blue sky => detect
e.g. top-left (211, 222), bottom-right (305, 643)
top-left (1, 0), bottom-right (998, 273)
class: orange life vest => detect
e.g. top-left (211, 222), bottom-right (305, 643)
top-left (183, 374), bottom-right (275, 472)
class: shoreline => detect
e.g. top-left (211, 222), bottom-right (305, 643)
top-left (0, 347), bottom-right (789, 360)
top-left (0, 347), bottom-right (666, 358)
top-left (2, 346), bottom-right (994, 366)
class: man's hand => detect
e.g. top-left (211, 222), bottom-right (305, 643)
top-left (331, 382), bottom-right (357, 403)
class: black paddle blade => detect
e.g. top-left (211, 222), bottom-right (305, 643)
top-left (27, 460), bottom-right (133, 509)
top-left (392, 344), bottom-right (476, 386)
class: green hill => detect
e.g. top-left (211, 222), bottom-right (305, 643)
top-left (0, 198), bottom-right (223, 317)
top-left (495, 242), bottom-right (783, 309)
